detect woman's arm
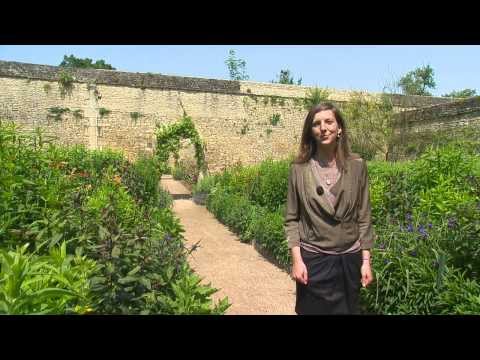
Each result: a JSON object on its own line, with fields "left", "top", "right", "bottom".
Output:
{"left": 285, "top": 165, "right": 301, "bottom": 249}
{"left": 358, "top": 161, "right": 374, "bottom": 287}
{"left": 285, "top": 165, "right": 308, "bottom": 284}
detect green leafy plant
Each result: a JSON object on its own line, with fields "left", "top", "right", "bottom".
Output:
{"left": 398, "top": 64, "right": 436, "bottom": 96}
{"left": 43, "top": 84, "right": 52, "bottom": 94}
{"left": 270, "top": 113, "right": 281, "bottom": 126}
{"left": 273, "top": 69, "right": 302, "bottom": 85}
{"left": 0, "top": 121, "right": 228, "bottom": 315}
{"left": 442, "top": 88, "right": 477, "bottom": 98}
{"left": 340, "top": 92, "right": 396, "bottom": 160}
{"left": 303, "top": 87, "right": 330, "bottom": 110}
{"left": 172, "top": 158, "right": 199, "bottom": 185}
{"left": 130, "top": 112, "right": 143, "bottom": 124}
{"left": 47, "top": 107, "right": 70, "bottom": 122}
{"left": 98, "top": 108, "right": 111, "bottom": 118}
{"left": 225, "top": 49, "right": 249, "bottom": 81}
{"left": 155, "top": 115, "right": 207, "bottom": 177}
{"left": 0, "top": 242, "right": 98, "bottom": 315}
{"left": 58, "top": 70, "right": 75, "bottom": 97}
{"left": 72, "top": 109, "right": 83, "bottom": 120}
{"left": 59, "top": 54, "right": 116, "bottom": 70}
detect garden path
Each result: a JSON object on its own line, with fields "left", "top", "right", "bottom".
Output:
{"left": 160, "top": 175, "right": 296, "bottom": 315}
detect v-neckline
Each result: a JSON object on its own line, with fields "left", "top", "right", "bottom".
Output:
{"left": 309, "top": 159, "right": 344, "bottom": 212}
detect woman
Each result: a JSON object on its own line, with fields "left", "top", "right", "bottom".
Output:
{"left": 285, "top": 103, "right": 375, "bottom": 315}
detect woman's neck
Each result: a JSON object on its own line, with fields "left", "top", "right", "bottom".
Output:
{"left": 313, "top": 146, "right": 336, "bottom": 164}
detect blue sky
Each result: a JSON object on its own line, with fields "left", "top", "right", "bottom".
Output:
{"left": 0, "top": 45, "right": 479, "bottom": 97}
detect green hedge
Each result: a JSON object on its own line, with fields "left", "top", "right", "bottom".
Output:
{"left": 0, "top": 121, "right": 229, "bottom": 314}
{"left": 197, "top": 139, "right": 480, "bottom": 314}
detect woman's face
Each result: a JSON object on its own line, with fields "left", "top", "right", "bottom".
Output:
{"left": 311, "top": 110, "right": 342, "bottom": 146}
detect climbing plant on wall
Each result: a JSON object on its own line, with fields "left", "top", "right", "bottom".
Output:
{"left": 155, "top": 115, "right": 207, "bottom": 177}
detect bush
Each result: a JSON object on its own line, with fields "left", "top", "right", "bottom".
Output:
{"left": 361, "top": 221, "right": 480, "bottom": 315}
{"left": 201, "top": 142, "right": 480, "bottom": 314}
{"left": 121, "top": 155, "right": 161, "bottom": 207}
{"left": 0, "top": 120, "right": 229, "bottom": 314}
{"left": 0, "top": 242, "right": 97, "bottom": 314}
{"left": 172, "top": 158, "right": 198, "bottom": 185}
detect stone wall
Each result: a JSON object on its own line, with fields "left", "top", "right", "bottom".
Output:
{"left": 390, "top": 97, "right": 480, "bottom": 160}
{"left": 0, "top": 59, "right": 456, "bottom": 171}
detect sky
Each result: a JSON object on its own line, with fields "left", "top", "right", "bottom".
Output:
{"left": 0, "top": 45, "right": 479, "bottom": 97}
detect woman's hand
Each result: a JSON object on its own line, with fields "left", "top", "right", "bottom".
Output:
{"left": 361, "top": 260, "right": 374, "bottom": 288}
{"left": 292, "top": 260, "right": 308, "bottom": 285}
{"left": 291, "top": 246, "right": 308, "bottom": 285}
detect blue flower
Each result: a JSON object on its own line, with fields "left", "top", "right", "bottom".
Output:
{"left": 406, "top": 213, "right": 413, "bottom": 221}
{"left": 448, "top": 218, "right": 457, "bottom": 229}
{"left": 418, "top": 225, "right": 428, "bottom": 238}
{"left": 428, "top": 223, "right": 433, "bottom": 229}
{"left": 409, "top": 250, "right": 417, "bottom": 257}
{"left": 407, "top": 223, "right": 414, "bottom": 232}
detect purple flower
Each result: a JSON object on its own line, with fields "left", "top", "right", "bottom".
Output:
{"left": 448, "top": 218, "right": 457, "bottom": 229}
{"left": 164, "top": 234, "right": 172, "bottom": 241}
{"left": 379, "top": 243, "right": 386, "bottom": 250}
{"left": 409, "top": 250, "right": 417, "bottom": 257}
{"left": 407, "top": 223, "right": 414, "bottom": 232}
{"left": 406, "top": 213, "right": 413, "bottom": 221}
{"left": 428, "top": 223, "right": 433, "bottom": 229}
{"left": 418, "top": 225, "right": 428, "bottom": 238}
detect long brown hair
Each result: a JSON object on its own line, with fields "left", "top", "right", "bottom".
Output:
{"left": 293, "top": 103, "right": 357, "bottom": 172}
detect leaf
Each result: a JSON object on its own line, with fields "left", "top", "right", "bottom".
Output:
{"left": 49, "top": 233, "right": 63, "bottom": 248}
{"left": 118, "top": 276, "right": 138, "bottom": 285}
{"left": 139, "top": 277, "right": 151, "bottom": 290}
{"left": 111, "top": 246, "right": 121, "bottom": 258}
{"left": 32, "top": 288, "right": 77, "bottom": 299}
{"left": 21, "top": 179, "right": 36, "bottom": 186}
{"left": 127, "top": 266, "right": 141, "bottom": 276}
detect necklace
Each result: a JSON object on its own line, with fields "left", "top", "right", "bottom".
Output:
{"left": 313, "top": 159, "right": 338, "bottom": 187}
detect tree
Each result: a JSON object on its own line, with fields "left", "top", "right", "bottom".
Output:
{"left": 398, "top": 65, "right": 436, "bottom": 96}
{"left": 442, "top": 88, "right": 477, "bottom": 98}
{"left": 59, "top": 55, "right": 116, "bottom": 70}
{"left": 303, "top": 87, "right": 330, "bottom": 110}
{"left": 274, "top": 69, "right": 302, "bottom": 85}
{"left": 225, "top": 50, "right": 249, "bottom": 81}
{"left": 341, "top": 92, "right": 396, "bottom": 161}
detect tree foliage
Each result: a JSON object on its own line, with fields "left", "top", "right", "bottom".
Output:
{"left": 274, "top": 69, "right": 302, "bottom": 85}
{"left": 442, "top": 88, "right": 477, "bottom": 98}
{"left": 225, "top": 50, "right": 249, "bottom": 81}
{"left": 59, "top": 55, "right": 116, "bottom": 70}
{"left": 303, "top": 87, "right": 330, "bottom": 110}
{"left": 398, "top": 65, "right": 436, "bottom": 96}
{"left": 340, "top": 92, "right": 396, "bottom": 161}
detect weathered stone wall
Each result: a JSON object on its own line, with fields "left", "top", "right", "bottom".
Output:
{"left": 0, "top": 59, "right": 457, "bottom": 171}
{"left": 390, "top": 97, "right": 480, "bottom": 160}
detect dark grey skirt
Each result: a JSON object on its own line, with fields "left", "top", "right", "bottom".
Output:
{"left": 295, "top": 247, "right": 362, "bottom": 315}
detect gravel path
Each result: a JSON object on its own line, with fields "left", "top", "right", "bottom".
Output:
{"left": 160, "top": 176, "right": 296, "bottom": 315}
